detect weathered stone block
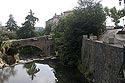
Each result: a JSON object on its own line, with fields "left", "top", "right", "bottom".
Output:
{"left": 83, "top": 35, "right": 88, "bottom": 39}
{"left": 90, "top": 36, "right": 97, "bottom": 40}
{"left": 108, "top": 37, "right": 114, "bottom": 44}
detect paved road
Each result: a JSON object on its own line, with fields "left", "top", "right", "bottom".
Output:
{"left": 99, "top": 29, "right": 119, "bottom": 43}
{"left": 99, "top": 29, "right": 125, "bottom": 48}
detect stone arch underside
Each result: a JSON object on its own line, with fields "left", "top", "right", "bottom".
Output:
{"left": 17, "top": 44, "right": 46, "bottom": 55}
{"left": 17, "top": 45, "right": 46, "bottom": 56}
{"left": 11, "top": 39, "right": 48, "bottom": 56}
{"left": 17, "top": 43, "right": 47, "bottom": 56}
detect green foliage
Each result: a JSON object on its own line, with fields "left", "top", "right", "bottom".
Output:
{"left": 16, "top": 9, "right": 38, "bottom": 39}
{"left": 14, "top": 53, "right": 20, "bottom": 62}
{"left": 19, "top": 46, "right": 43, "bottom": 59}
{"left": 44, "top": 23, "right": 52, "bottom": 35}
{"left": 0, "top": 34, "right": 9, "bottom": 41}
{"left": 23, "top": 62, "right": 40, "bottom": 80}
{"left": 6, "top": 14, "right": 18, "bottom": 31}
{"left": 104, "top": 7, "right": 125, "bottom": 26}
{"left": 74, "top": 2, "right": 106, "bottom": 37}
{"left": 53, "top": 0, "right": 106, "bottom": 67}
{"left": 0, "top": 30, "right": 10, "bottom": 41}
{"left": 35, "top": 27, "right": 45, "bottom": 36}
{"left": 35, "top": 30, "right": 45, "bottom": 36}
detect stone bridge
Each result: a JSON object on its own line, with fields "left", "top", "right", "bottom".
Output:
{"left": 3, "top": 36, "right": 53, "bottom": 56}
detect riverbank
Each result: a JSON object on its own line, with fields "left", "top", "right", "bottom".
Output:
{"left": 0, "top": 56, "right": 54, "bottom": 68}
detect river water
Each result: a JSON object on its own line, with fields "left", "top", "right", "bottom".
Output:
{"left": 0, "top": 60, "right": 88, "bottom": 83}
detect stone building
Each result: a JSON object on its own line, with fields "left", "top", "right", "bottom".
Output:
{"left": 63, "top": 10, "right": 73, "bottom": 17}
{"left": 45, "top": 13, "right": 63, "bottom": 31}
{"left": 45, "top": 10, "right": 73, "bottom": 31}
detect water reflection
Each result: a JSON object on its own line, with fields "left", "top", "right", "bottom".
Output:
{"left": 0, "top": 67, "right": 16, "bottom": 83}
{"left": 0, "top": 60, "right": 88, "bottom": 83}
{"left": 23, "top": 62, "right": 40, "bottom": 80}
{"left": 36, "top": 60, "right": 88, "bottom": 83}
{"left": 54, "top": 63, "right": 87, "bottom": 83}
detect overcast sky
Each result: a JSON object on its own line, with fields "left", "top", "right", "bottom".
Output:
{"left": 0, "top": 0, "right": 123, "bottom": 27}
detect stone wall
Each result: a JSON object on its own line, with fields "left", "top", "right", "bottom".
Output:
{"left": 81, "top": 37, "right": 124, "bottom": 83}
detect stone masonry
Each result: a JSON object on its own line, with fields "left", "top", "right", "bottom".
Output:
{"left": 3, "top": 36, "right": 52, "bottom": 56}
{"left": 81, "top": 37, "right": 124, "bottom": 83}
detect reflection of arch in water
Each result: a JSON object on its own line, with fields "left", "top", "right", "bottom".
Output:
{"left": 18, "top": 45, "right": 45, "bottom": 57}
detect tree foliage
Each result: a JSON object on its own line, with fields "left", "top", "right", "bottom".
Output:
{"left": 17, "top": 9, "right": 38, "bottom": 39}
{"left": 104, "top": 7, "right": 125, "bottom": 26}
{"left": 53, "top": 0, "right": 106, "bottom": 67}
{"left": 44, "top": 23, "right": 52, "bottom": 35}
{"left": 6, "top": 14, "right": 18, "bottom": 31}
{"left": 0, "top": 31, "right": 9, "bottom": 41}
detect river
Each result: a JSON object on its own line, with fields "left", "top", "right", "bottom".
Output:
{"left": 0, "top": 59, "right": 88, "bottom": 83}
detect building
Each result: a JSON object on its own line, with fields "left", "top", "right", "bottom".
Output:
{"left": 63, "top": 10, "right": 73, "bottom": 17}
{"left": 45, "top": 10, "right": 73, "bottom": 31}
{"left": 45, "top": 13, "right": 63, "bottom": 31}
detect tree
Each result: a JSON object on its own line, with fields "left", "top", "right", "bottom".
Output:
{"left": 6, "top": 14, "right": 18, "bottom": 31}
{"left": 53, "top": 0, "right": 106, "bottom": 67}
{"left": 75, "top": 1, "right": 106, "bottom": 38}
{"left": 44, "top": 23, "right": 52, "bottom": 35}
{"left": 104, "top": 7, "right": 125, "bottom": 26}
{"left": 35, "top": 27, "right": 44, "bottom": 36}
{"left": 17, "top": 9, "right": 39, "bottom": 39}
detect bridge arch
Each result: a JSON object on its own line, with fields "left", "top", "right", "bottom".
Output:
{"left": 18, "top": 45, "right": 45, "bottom": 57}
{"left": 3, "top": 36, "right": 52, "bottom": 56}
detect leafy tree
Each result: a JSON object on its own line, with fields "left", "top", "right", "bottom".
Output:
{"left": 54, "top": 0, "right": 106, "bottom": 67}
{"left": 0, "top": 27, "right": 10, "bottom": 42}
{"left": 104, "top": 7, "right": 125, "bottom": 26}
{"left": 17, "top": 9, "right": 39, "bottom": 39}
{"left": 35, "top": 27, "right": 45, "bottom": 36}
{"left": 44, "top": 23, "right": 52, "bottom": 35}
{"left": 6, "top": 14, "right": 18, "bottom": 31}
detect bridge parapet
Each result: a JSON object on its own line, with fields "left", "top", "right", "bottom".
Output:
{"left": 2, "top": 36, "right": 52, "bottom": 56}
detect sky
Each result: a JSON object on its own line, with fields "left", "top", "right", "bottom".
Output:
{"left": 0, "top": 0, "right": 124, "bottom": 27}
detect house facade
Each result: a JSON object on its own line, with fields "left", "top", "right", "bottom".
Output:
{"left": 45, "top": 10, "right": 73, "bottom": 31}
